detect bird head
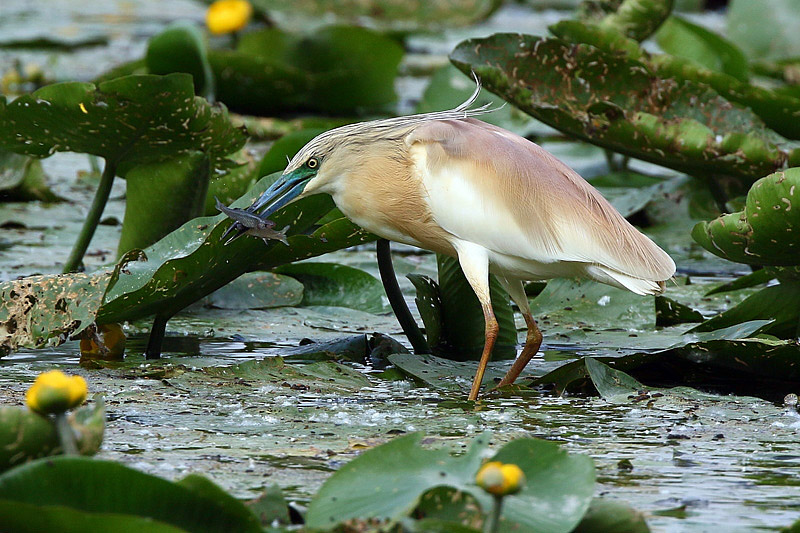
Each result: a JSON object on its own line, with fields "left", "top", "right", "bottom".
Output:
{"left": 232, "top": 72, "right": 496, "bottom": 229}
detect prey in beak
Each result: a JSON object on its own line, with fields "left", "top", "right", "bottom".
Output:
{"left": 216, "top": 198, "right": 289, "bottom": 246}
{"left": 217, "top": 166, "right": 313, "bottom": 245}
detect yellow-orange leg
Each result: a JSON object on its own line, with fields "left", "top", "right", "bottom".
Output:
{"left": 495, "top": 277, "right": 543, "bottom": 388}
{"left": 497, "top": 311, "right": 542, "bottom": 388}
{"left": 468, "top": 303, "right": 499, "bottom": 401}
{"left": 453, "top": 240, "right": 495, "bottom": 401}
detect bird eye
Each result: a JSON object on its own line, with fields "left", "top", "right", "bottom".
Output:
{"left": 306, "top": 157, "right": 319, "bottom": 169}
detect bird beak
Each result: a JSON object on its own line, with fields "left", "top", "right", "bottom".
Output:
{"left": 249, "top": 171, "right": 308, "bottom": 218}
{"left": 220, "top": 171, "right": 309, "bottom": 244}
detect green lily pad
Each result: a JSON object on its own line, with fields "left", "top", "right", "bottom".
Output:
{"left": 146, "top": 23, "right": 214, "bottom": 100}
{"left": 117, "top": 151, "right": 211, "bottom": 256}
{"left": 204, "top": 356, "right": 371, "bottom": 391}
{"left": 692, "top": 168, "right": 800, "bottom": 266}
{"left": 656, "top": 15, "right": 749, "bottom": 81}
{"left": 204, "top": 272, "right": 303, "bottom": 310}
{"left": 691, "top": 283, "right": 800, "bottom": 339}
{"left": 251, "top": 0, "right": 500, "bottom": 31}
{"left": 655, "top": 296, "right": 704, "bottom": 327}
{"left": 306, "top": 432, "right": 596, "bottom": 533}
{"left": 450, "top": 34, "right": 787, "bottom": 183}
{"left": 0, "top": 500, "right": 187, "bottom": 533}
{"left": 275, "top": 262, "right": 387, "bottom": 313}
{"left": 212, "top": 26, "right": 403, "bottom": 115}
{"left": 97, "top": 173, "right": 374, "bottom": 326}
{"left": 579, "top": 0, "right": 674, "bottom": 42}
{"left": 0, "top": 456, "right": 262, "bottom": 533}
{"left": 573, "top": 498, "right": 650, "bottom": 533}
{"left": 0, "top": 252, "right": 135, "bottom": 355}
{"left": 0, "top": 73, "right": 245, "bottom": 177}
{"left": 388, "top": 352, "right": 539, "bottom": 393}
{"left": 0, "top": 150, "right": 58, "bottom": 202}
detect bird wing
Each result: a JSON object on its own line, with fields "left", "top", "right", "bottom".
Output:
{"left": 405, "top": 119, "right": 675, "bottom": 283}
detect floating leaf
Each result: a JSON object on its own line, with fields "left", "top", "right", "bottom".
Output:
{"left": 211, "top": 26, "right": 403, "bottom": 115}
{"left": 204, "top": 272, "right": 303, "bottom": 310}
{"left": 146, "top": 22, "right": 214, "bottom": 100}
{"left": 450, "top": 34, "right": 787, "bottom": 183}
{"left": 580, "top": 0, "right": 674, "bottom": 42}
{"left": 97, "top": 173, "right": 374, "bottom": 325}
{"left": 655, "top": 296, "right": 704, "bottom": 327}
{"left": 573, "top": 498, "right": 650, "bottom": 533}
{"left": 692, "top": 169, "right": 800, "bottom": 266}
{"left": 691, "top": 283, "right": 800, "bottom": 339}
{"left": 0, "top": 252, "right": 134, "bottom": 355}
{"left": 205, "top": 356, "right": 371, "bottom": 391}
{"left": 0, "top": 73, "right": 245, "bottom": 176}
{"left": 0, "top": 456, "right": 262, "bottom": 533}
{"left": 0, "top": 500, "right": 186, "bottom": 533}
{"left": 656, "top": 16, "right": 749, "bottom": 81}
{"left": 0, "top": 150, "right": 57, "bottom": 202}
{"left": 251, "top": 0, "right": 500, "bottom": 32}
{"left": 275, "top": 262, "right": 387, "bottom": 313}
{"left": 306, "top": 432, "right": 595, "bottom": 533}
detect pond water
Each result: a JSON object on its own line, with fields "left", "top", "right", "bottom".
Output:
{"left": 1, "top": 1, "right": 799, "bottom": 531}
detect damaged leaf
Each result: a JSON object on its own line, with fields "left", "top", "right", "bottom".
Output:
{"left": 450, "top": 34, "right": 787, "bottom": 184}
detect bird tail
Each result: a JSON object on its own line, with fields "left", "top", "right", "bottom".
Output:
{"left": 585, "top": 265, "right": 666, "bottom": 296}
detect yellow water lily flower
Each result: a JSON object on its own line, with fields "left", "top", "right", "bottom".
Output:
{"left": 206, "top": 0, "right": 253, "bottom": 35}
{"left": 475, "top": 461, "right": 526, "bottom": 496}
{"left": 25, "top": 370, "right": 88, "bottom": 415}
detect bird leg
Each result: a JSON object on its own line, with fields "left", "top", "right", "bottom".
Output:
{"left": 469, "top": 304, "right": 499, "bottom": 401}
{"left": 496, "top": 311, "right": 542, "bottom": 388}
{"left": 494, "top": 278, "right": 543, "bottom": 389}
{"left": 452, "top": 241, "right": 495, "bottom": 401}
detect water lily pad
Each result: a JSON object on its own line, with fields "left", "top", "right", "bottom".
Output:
{"left": 204, "top": 272, "right": 303, "bottom": 310}
{"left": 97, "top": 173, "right": 374, "bottom": 326}
{"left": 205, "top": 356, "right": 371, "bottom": 391}
{"left": 0, "top": 456, "right": 262, "bottom": 533}
{"left": 0, "top": 252, "right": 135, "bottom": 355}
{"left": 692, "top": 169, "right": 800, "bottom": 266}
{"left": 275, "top": 262, "right": 387, "bottom": 313}
{"left": 306, "top": 432, "right": 596, "bottom": 533}
{"left": 656, "top": 15, "right": 749, "bottom": 81}
{"left": 0, "top": 73, "right": 245, "bottom": 177}
{"left": 450, "top": 34, "right": 787, "bottom": 183}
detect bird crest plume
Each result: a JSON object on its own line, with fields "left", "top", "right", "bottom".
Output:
{"left": 286, "top": 73, "right": 501, "bottom": 171}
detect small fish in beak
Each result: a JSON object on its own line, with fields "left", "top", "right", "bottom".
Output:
{"left": 215, "top": 198, "right": 289, "bottom": 246}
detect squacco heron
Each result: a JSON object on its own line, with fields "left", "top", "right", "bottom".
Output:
{"left": 223, "top": 84, "right": 676, "bottom": 400}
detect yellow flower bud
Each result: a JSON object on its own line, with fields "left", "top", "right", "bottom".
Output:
{"left": 25, "top": 371, "right": 88, "bottom": 415}
{"left": 206, "top": 0, "right": 253, "bottom": 35}
{"left": 476, "top": 461, "right": 526, "bottom": 496}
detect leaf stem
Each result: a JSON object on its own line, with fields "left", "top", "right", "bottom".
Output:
{"left": 376, "top": 239, "right": 429, "bottom": 354}
{"left": 145, "top": 313, "right": 169, "bottom": 359}
{"left": 483, "top": 495, "right": 504, "bottom": 533}
{"left": 54, "top": 413, "right": 78, "bottom": 455}
{"left": 63, "top": 159, "right": 117, "bottom": 273}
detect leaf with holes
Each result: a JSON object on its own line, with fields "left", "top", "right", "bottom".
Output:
{"left": 451, "top": 35, "right": 787, "bottom": 184}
